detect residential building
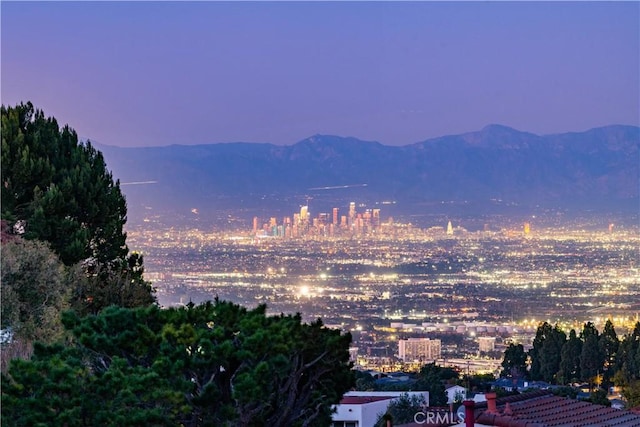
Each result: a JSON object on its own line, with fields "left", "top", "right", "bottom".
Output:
{"left": 332, "top": 391, "right": 429, "bottom": 427}
{"left": 398, "top": 338, "right": 441, "bottom": 362}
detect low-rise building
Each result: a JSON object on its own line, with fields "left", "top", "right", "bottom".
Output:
{"left": 332, "top": 391, "right": 429, "bottom": 427}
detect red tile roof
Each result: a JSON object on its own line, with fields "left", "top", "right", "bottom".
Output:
{"left": 339, "top": 396, "right": 394, "bottom": 405}
{"left": 473, "top": 390, "right": 640, "bottom": 427}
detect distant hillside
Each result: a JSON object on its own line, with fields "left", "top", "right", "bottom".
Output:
{"left": 96, "top": 125, "right": 639, "bottom": 225}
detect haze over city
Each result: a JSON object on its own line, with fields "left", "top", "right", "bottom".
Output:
{"left": 2, "top": 2, "right": 640, "bottom": 424}
{"left": 2, "top": 1, "right": 639, "bottom": 147}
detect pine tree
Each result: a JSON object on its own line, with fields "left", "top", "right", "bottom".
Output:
{"left": 1, "top": 102, "right": 154, "bottom": 314}
{"left": 580, "top": 322, "right": 605, "bottom": 384}
{"left": 615, "top": 322, "right": 640, "bottom": 385}
{"left": 599, "top": 319, "right": 619, "bottom": 384}
{"left": 2, "top": 300, "right": 354, "bottom": 426}
{"left": 558, "top": 329, "right": 582, "bottom": 385}
{"left": 2, "top": 103, "right": 128, "bottom": 265}
{"left": 529, "top": 321, "right": 552, "bottom": 380}
{"left": 501, "top": 343, "right": 528, "bottom": 380}
{"left": 539, "top": 324, "right": 566, "bottom": 383}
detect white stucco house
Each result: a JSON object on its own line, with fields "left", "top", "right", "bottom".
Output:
{"left": 332, "top": 391, "right": 430, "bottom": 427}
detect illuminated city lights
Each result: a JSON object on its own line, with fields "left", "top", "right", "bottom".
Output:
{"left": 129, "top": 210, "right": 639, "bottom": 373}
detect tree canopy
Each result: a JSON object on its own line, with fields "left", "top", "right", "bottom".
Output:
{"left": 2, "top": 102, "right": 127, "bottom": 265}
{"left": 558, "top": 329, "right": 582, "bottom": 385}
{"left": 580, "top": 322, "right": 605, "bottom": 383}
{"left": 501, "top": 321, "right": 640, "bottom": 408}
{"left": 375, "top": 393, "right": 427, "bottom": 427}
{"left": 2, "top": 300, "right": 354, "bottom": 426}
{"left": 414, "top": 362, "right": 456, "bottom": 406}
{"left": 1, "top": 102, "right": 154, "bottom": 316}
{"left": 500, "top": 343, "right": 528, "bottom": 380}
{"left": 0, "top": 238, "right": 69, "bottom": 343}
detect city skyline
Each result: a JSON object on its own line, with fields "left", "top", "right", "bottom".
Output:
{"left": 127, "top": 212, "right": 640, "bottom": 375}
{"left": 2, "top": 2, "right": 638, "bottom": 148}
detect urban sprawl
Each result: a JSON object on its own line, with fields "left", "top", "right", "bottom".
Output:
{"left": 129, "top": 203, "right": 639, "bottom": 375}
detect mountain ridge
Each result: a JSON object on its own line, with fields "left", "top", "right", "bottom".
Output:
{"left": 94, "top": 124, "right": 639, "bottom": 224}
{"left": 93, "top": 124, "right": 636, "bottom": 149}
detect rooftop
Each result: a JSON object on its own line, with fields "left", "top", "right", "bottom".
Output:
{"left": 338, "top": 396, "right": 394, "bottom": 405}
{"left": 474, "top": 390, "right": 640, "bottom": 427}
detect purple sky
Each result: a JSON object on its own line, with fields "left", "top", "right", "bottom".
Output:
{"left": 2, "top": 1, "right": 638, "bottom": 147}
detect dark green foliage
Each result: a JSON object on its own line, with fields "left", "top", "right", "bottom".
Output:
{"left": 529, "top": 322, "right": 559, "bottom": 381}
{"left": 354, "top": 370, "right": 376, "bottom": 391}
{"left": 2, "top": 342, "right": 182, "bottom": 426}
{"left": 436, "top": 366, "right": 460, "bottom": 382}
{"left": 558, "top": 330, "right": 582, "bottom": 385}
{"left": 500, "top": 321, "right": 640, "bottom": 408}
{"left": 616, "top": 322, "right": 640, "bottom": 385}
{"left": 580, "top": 322, "right": 605, "bottom": 383}
{"left": 587, "top": 389, "right": 611, "bottom": 407}
{"left": 1, "top": 102, "right": 154, "bottom": 314}
{"left": 600, "top": 320, "right": 619, "bottom": 383}
{"left": 414, "top": 362, "right": 454, "bottom": 406}
{"left": 539, "top": 324, "right": 566, "bottom": 383}
{"left": 0, "top": 239, "right": 68, "bottom": 343}
{"left": 581, "top": 322, "right": 599, "bottom": 340}
{"left": 622, "top": 380, "right": 640, "bottom": 408}
{"left": 67, "top": 252, "right": 155, "bottom": 316}
{"left": 615, "top": 322, "right": 640, "bottom": 407}
{"left": 552, "top": 386, "right": 578, "bottom": 399}
{"left": 2, "top": 300, "right": 354, "bottom": 426}
{"left": 531, "top": 322, "right": 591, "bottom": 384}
{"left": 2, "top": 102, "right": 127, "bottom": 265}
{"left": 465, "top": 373, "right": 495, "bottom": 393}
{"left": 500, "top": 343, "right": 528, "bottom": 380}
{"left": 375, "top": 393, "right": 426, "bottom": 427}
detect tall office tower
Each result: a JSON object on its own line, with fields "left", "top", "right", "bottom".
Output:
{"left": 293, "top": 213, "right": 300, "bottom": 226}
{"left": 269, "top": 217, "right": 277, "bottom": 228}
{"left": 363, "top": 210, "right": 372, "bottom": 230}
{"left": 341, "top": 215, "right": 347, "bottom": 227}
{"left": 333, "top": 207, "right": 339, "bottom": 225}
{"left": 356, "top": 215, "right": 364, "bottom": 235}
{"left": 300, "top": 205, "right": 309, "bottom": 221}
{"left": 524, "top": 222, "right": 531, "bottom": 235}
{"left": 318, "top": 212, "right": 329, "bottom": 225}
{"left": 446, "top": 221, "right": 454, "bottom": 235}
{"left": 349, "top": 202, "right": 356, "bottom": 226}
{"left": 372, "top": 209, "right": 381, "bottom": 229}
{"left": 253, "top": 216, "right": 259, "bottom": 233}
{"left": 398, "top": 338, "right": 442, "bottom": 363}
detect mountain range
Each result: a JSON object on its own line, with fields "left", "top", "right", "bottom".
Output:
{"left": 96, "top": 124, "right": 639, "bottom": 226}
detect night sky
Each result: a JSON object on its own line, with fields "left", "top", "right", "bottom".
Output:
{"left": 2, "top": 1, "right": 638, "bottom": 147}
